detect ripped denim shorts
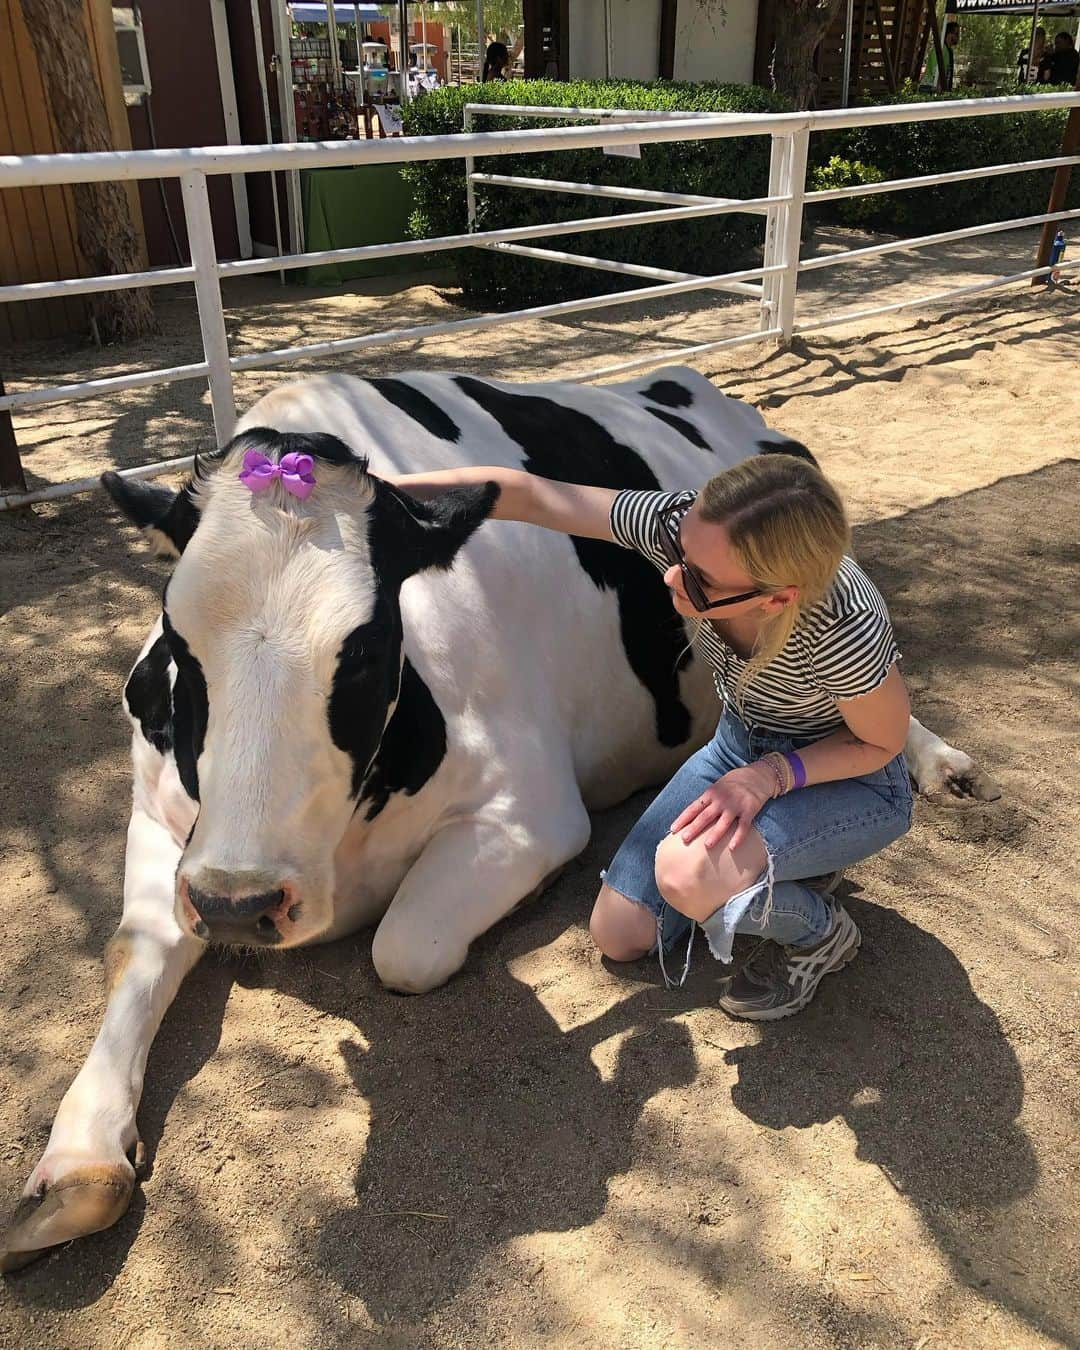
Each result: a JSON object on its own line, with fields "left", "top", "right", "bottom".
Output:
{"left": 601, "top": 706, "right": 913, "bottom": 985}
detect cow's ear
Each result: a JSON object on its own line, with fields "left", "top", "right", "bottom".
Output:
{"left": 377, "top": 480, "right": 500, "bottom": 578}
{"left": 101, "top": 472, "right": 200, "bottom": 558}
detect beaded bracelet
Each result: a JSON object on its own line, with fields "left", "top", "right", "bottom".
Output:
{"left": 759, "top": 750, "right": 808, "bottom": 797}
{"left": 759, "top": 752, "right": 793, "bottom": 798}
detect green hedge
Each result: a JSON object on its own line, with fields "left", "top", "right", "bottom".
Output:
{"left": 401, "top": 80, "right": 790, "bottom": 309}
{"left": 810, "top": 86, "right": 1080, "bottom": 235}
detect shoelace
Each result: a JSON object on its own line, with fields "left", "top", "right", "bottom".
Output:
{"left": 734, "top": 938, "right": 787, "bottom": 987}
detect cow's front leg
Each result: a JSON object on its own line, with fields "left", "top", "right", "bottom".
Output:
{"left": 904, "top": 714, "right": 1002, "bottom": 802}
{"left": 1, "top": 809, "right": 202, "bottom": 1272}
{"left": 372, "top": 802, "right": 591, "bottom": 995}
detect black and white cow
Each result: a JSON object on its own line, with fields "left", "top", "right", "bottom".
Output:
{"left": 0, "top": 367, "right": 997, "bottom": 1271}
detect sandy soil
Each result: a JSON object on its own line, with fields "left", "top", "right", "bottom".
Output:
{"left": 0, "top": 227, "right": 1078, "bottom": 1349}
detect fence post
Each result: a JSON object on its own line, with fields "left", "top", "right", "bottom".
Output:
{"left": 759, "top": 133, "right": 788, "bottom": 334}
{"left": 775, "top": 126, "right": 810, "bottom": 347}
{"left": 0, "top": 380, "right": 27, "bottom": 499}
{"left": 464, "top": 105, "right": 477, "bottom": 231}
{"left": 180, "top": 170, "right": 237, "bottom": 446}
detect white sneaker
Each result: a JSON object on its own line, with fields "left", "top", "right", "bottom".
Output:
{"left": 717, "top": 901, "right": 861, "bottom": 1021}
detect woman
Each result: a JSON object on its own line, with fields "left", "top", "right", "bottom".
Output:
{"left": 481, "top": 40, "right": 510, "bottom": 83}
{"left": 394, "top": 453, "right": 913, "bottom": 1021}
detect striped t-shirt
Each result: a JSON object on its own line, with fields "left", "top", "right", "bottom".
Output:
{"left": 610, "top": 488, "right": 901, "bottom": 739}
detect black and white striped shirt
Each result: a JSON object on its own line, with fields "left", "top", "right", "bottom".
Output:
{"left": 610, "top": 488, "right": 901, "bottom": 739}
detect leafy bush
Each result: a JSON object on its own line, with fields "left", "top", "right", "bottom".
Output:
{"left": 809, "top": 156, "right": 888, "bottom": 228}
{"left": 401, "top": 80, "right": 791, "bottom": 309}
{"left": 811, "top": 86, "right": 1080, "bottom": 236}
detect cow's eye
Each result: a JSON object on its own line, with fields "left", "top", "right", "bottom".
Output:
{"left": 335, "top": 636, "right": 378, "bottom": 681}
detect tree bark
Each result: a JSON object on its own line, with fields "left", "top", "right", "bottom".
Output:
{"left": 18, "top": 0, "right": 157, "bottom": 342}
{"left": 770, "top": 0, "right": 847, "bottom": 110}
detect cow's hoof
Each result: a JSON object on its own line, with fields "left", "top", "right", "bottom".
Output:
{"left": 0, "top": 1163, "right": 134, "bottom": 1274}
{"left": 913, "top": 746, "right": 1003, "bottom": 806}
{"left": 946, "top": 765, "right": 1002, "bottom": 803}
{"left": 926, "top": 763, "right": 1003, "bottom": 805}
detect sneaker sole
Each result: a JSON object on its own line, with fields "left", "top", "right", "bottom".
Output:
{"left": 722, "top": 921, "right": 861, "bottom": 1023}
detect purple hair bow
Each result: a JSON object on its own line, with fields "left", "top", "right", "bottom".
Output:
{"left": 239, "top": 449, "right": 317, "bottom": 500}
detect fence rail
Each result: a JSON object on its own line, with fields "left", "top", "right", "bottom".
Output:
{"left": 1, "top": 90, "right": 1078, "bottom": 509}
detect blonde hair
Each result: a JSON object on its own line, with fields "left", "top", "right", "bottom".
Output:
{"left": 696, "top": 453, "right": 850, "bottom": 706}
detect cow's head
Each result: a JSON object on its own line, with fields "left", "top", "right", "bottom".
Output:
{"left": 103, "top": 429, "right": 497, "bottom": 949}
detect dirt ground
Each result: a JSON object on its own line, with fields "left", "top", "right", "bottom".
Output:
{"left": 0, "top": 227, "right": 1078, "bottom": 1349}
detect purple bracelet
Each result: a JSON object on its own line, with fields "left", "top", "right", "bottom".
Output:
{"left": 783, "top": 751, "right": 807, "bottom": 790}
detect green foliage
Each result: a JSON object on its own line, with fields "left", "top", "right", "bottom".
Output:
{"left": 400, "top": 80, "right": 791, "bottom": 309}
{"left": 809, "top": 157, "right": 887, "bottom": 228}
{"left": 954, "top": 16, "right": 1034, "bottom": 89}
{"left": 811, "top": 87, "right": 1080, "bottom": 235}
{"left": 415, "top": 1, "right": 523, "bottom": 41}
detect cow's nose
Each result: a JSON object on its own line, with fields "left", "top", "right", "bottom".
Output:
{"left": 186, "top": 883, "right": 287, "bottom": 946}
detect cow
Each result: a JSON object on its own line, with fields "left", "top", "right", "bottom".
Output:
{"left": 0, "top": 367, "right": 998, "bottom": 1272}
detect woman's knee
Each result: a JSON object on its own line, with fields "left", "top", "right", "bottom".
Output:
{"left": 654, "top": 834, "right": 719, "bottom": 915}
{"left": 589, "top": 884, "right": 655, "bottom": 962}
{"left": 654, "top": 830, "right": 766, "bottom": 922}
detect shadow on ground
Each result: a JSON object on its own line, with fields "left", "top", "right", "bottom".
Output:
{"left": 294, "top": 869, "right": 1038, "bottom": 1331}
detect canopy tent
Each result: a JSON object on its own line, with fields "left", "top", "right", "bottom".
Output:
{"left": 289, "top": 4, "right": 383, "bottom": 22}
{"left": 945, "top": 0, "right": 1079, "bottom": 13}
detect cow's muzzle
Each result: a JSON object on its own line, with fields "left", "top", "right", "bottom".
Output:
{"left": 183, "top": 879, "right": 298, "bottom": 947}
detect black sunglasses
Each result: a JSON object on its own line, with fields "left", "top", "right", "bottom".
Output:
{"left": 656, "top": 503, "right": 762, "bottom": 613}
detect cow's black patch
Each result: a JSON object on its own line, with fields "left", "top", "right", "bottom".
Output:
{"left": 124, "top": 633, "right": 174, "bottom": 755}
{"left": 757, "top": 437, "right": 818, "bottom": 467}
{"left": 641, "top": 379, "right": 694, "bottom": 409}
{"left": 162, "top": 611, "right": 208, "bottom": 802}
{"left": 329, "top": 593, "right": 404, "bottom": 800}
{"left": 367, "top": 378, "right": 461, "bottom": 443}
{"left": 327, "top": 479, "right": 490, "bottom": 805}
{"left": 360, "top": 658, "right": 447, "bottom": 821}
{"left": 646, "top": 407, "right": 711, "bottom": 451}
{"left": 454, "top": 376, "right": 694, "bottom": 747}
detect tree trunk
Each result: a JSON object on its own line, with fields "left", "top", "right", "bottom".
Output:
{"left": 771, "top": 0, "right": 847, "bottom": 110}
{"left": 18, "top": 0, "right": 157, "bottom": 342}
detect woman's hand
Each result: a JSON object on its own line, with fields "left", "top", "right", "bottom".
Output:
{"left": 669, "top": 763, "right": 777, "bottom": 850}
{"left": 388, "top": 468, "right": 618, "bottom": 542}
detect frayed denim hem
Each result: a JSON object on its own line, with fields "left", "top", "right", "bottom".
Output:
{"left": 657, "top": 917, "right": 698, "bottom": 989}
{"left": 599, "top": 869, "right": 666, "bottom": 959}
{"left": 699, "top": 851, "right": 777, "bottom": 967}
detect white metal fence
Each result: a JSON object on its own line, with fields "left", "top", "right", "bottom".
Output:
{"left": 1, "top": 90, "right": 1078, "bottom": 509}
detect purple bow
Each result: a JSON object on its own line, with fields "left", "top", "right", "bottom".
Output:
{"left": 239, "top": 449, "right": 317, "bottom": 500}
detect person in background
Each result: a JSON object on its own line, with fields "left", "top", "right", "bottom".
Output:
{"left": 1018, "top": 25, "right": 1046, "bottom": 85}
{"left": 1040, "top": 32, "right": 1079, "bottom": 86}
{"left": 481, "top": 40, "right": 510, "bottom": 82}
{"left": 921, "top": 21, "right": 959, "bottom": 93}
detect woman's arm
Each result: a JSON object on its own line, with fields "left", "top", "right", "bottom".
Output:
{"left": 794, "top": 664, "right": 911, "bottom": 783}
{"left": 671, "top": 666, "right": 911, "bottom": 848}
{"left": 390, "top": 466, "right": 618, "bottom": 542}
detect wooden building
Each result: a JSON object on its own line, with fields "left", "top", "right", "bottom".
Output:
{"left": 812, "top": 0, "right": 940, "bottom": 107}
{"left": 0, "top": 0, "right": 142, "bottom": 343}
